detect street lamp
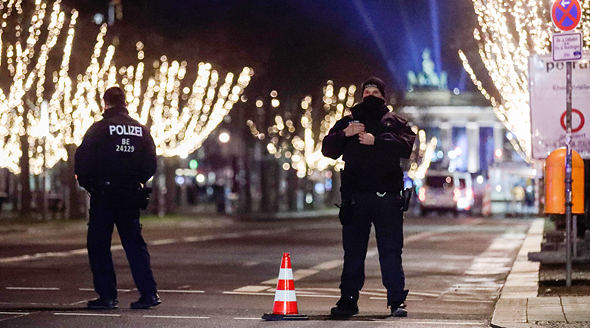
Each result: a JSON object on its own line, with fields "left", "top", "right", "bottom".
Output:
{"left": 219, "top": 132, "right": 230, "bottom": 143}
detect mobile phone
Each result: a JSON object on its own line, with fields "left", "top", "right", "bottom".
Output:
{"left": 349, "top": 120, "right": 360, "bottom": 125}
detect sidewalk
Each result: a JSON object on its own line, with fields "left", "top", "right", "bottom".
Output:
{"left": 491, "top": 218, "right": 590, "bottom": 327}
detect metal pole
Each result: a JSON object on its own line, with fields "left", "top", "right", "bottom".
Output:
{"left": 565, "top": 61, "right": 573, "bottom": 287}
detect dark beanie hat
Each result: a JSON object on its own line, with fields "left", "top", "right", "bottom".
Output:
{"left": 362, "top": 77, "right": 385, "bottom": 96}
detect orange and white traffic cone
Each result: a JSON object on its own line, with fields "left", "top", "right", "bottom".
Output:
{"left": 262, "top": 253, "right": 307, "bottom": 321}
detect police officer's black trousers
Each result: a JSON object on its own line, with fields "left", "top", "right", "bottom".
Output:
{"left": 87, "top": 196, "right": 157, "bottom": 300}
{"left": 339, "top": 192, "right": 407, "bottom": 307}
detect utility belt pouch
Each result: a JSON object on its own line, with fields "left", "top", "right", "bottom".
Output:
{"left": 336, "top": 193, "right": 355, "bottom": 225}
{"left": 401, "top": 188, "right": 412, "bottom": 212}
{"left": 138, "top": 187, "right": 153, "bottom": 210}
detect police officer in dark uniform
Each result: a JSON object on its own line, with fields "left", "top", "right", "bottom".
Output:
{"left": 322, "top": 77, "right": 416, "bottom": 317}
{"left": 75, "top": 86, "right": 160, "bottom": 309}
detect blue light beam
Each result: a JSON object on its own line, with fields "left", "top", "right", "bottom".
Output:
{"left": 428, "top": 0, "right": 443, "bottom": 75}
{"left": 352, "top": 0, "right": 404, "bottom": 88}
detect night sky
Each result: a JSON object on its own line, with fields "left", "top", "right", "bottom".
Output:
{"left": 66, "top": 0, "right": 480, "bottom": 98}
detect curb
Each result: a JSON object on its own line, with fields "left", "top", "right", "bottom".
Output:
{"left": 490, "top": 218, "right": 544, "bottom": 328}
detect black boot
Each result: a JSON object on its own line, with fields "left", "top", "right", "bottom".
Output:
{"left": 130, "top": 294, "right": 161, "bottom": 309}
{"left": 87, "top": 298, "right": 118, "bottom": 309}
{"left": 330, "top": 295, "right": 359, "bottom": 317}
{"left": 390, "top": 302, "right": 407, "bottom": 317}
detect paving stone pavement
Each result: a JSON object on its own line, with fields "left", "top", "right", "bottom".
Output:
{"left": 491, "top": 219, "right": 590, "bottom": 328}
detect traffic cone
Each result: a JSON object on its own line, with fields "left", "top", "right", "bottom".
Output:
{"left": 262, "top": 253, "right": 308, "bottom": 321}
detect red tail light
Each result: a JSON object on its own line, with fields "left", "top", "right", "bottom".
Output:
{"left": 453, "top": 188, "right": 460, "bottom": 202}
{"left": 418, "top": 187, "right": 426, "bottom": 202}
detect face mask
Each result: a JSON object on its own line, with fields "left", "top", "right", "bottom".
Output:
{"left": 362, "top": 95, "right": 385, "bottom": 108}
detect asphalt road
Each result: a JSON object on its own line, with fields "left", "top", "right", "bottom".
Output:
{"left": 0, "top": 214, "right": 534, "bottom": 327}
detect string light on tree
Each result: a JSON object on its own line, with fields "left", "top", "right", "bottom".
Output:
{"left": 457, "top": 0, "right": 586, "bottom": 162}
{"left": 117, "top": 56, "right": 253, "bottom": 159}
{"left": 247, "top": 81, "right": 357, "bottom": 178}
{"left": 0, "top": 0, "right": 112, "bottom": 174}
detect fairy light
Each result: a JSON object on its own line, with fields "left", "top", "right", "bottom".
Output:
{"left": 117, "top": 55, "right": 253, "bottom": 159}
{"left": 1, "top": 0, "right": 250, "bottom": 175}
{"left": 247, "top": 81, "right": 357, "bottom": 178}
{"left": 407, "top": 129, "right": 437, "bottom": 180}
{"left": 458, "top": 0, "right": 578, "bottom": 162}
{"left": 0, "top": 0, "right": 104, "bottom": 174}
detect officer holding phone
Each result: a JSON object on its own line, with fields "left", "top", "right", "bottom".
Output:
{"left": 322, "top": 77, "right": 416, "bottom": 317}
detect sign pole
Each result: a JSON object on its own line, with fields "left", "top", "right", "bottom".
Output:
{"left": 550, "top": 0, "right": 582, "bottom": 288}
{"left": 565, "top": 61, "right": 573, "bottom": 287}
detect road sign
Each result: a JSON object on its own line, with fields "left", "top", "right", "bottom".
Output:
{"left": 551, "top": 0, "right": 582, "bottom": 31}
{"left": 553, "top": 32, "right": 582, "bottom": 61}
{"left": 560, "top": 108, "right": 585, "bottom": 132}
{"left": 528, "top": 54, "right": 590, "bottom": 159}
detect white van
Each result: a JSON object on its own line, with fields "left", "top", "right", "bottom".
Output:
{"left": 417, "top": 170, "right": 473, "bottom": 216}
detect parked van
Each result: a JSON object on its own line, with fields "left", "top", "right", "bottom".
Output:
{"left": 417, "top": 170, "right": 473, "bottom": 216}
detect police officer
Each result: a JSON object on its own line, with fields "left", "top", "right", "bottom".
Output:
{"left": 322, "top": 77, "right": 416, "bottom": 317}
{"left": 75, "top": 86, "right": 160, "bottom": 309}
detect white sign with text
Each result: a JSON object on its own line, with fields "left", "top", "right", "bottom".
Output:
{"left": 529, "top": 53, "right": 590, "bottom": 159}
{"left": 552, "top": 32, "right": 582, "bottom": 61}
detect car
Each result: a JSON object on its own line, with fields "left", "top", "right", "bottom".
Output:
{"left": 417, "top": 170, "right": 473, "bottom": 216}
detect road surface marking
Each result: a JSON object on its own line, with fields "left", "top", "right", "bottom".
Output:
{"left": 223, "top": 291, "right": 276, "bottom": 296}
{"left": 6, "top": 287, "right": 59, "bottom": 291}
{"left": 144, "top": 315, "right": 209, "bottom": 319}
{"left": 54, "top": 312, "right": 120, "bottom": 317}
{"left": 370, "top": 296, "right": 423, "bottom": 301}
{"left": 79, "top": 288, "right": 132, "bottom": 292}
{"left": 311, "top": 259, "right": 342, "bottom": 270}
{"left": 222, "top": 290, "right": 339, "bottom": 298}
{"left": 409, "top": 291, "right": 441, "bottom": 297}
{"left": 157, "top": 289, "right": 205, "bottom": 293}
{"left": 0, "top": 312, "right": 30, "bottom": 315}
{"left": 233, "top": 285, "right": 269, "bottom": 292}
{"left": 0, "top": 228, "right": 289, "bottom": 263}
{"left": 234, "top": 317, "right": 262, "bottom": 320}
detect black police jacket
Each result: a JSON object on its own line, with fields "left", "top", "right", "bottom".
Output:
{"left": 75, "top": 106, "right": 157, "bottom": 191}
{"left": 321, "top": 99, "right": 416, "bottom": 194}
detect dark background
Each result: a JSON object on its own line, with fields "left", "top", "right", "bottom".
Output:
{"left": 64, "top": 0, "right": 480, "bottom": 98}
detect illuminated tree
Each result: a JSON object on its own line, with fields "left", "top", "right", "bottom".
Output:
{"left": 457, "top": 0, "right": 590, "bottom": 161}
{"left": 110, "top": 49, "right": 253, "bottom": 214}
{"left": 247, "top": 81, "right": 355, "bottom": 177}
{"left": 0, "top": 0, "right": 253, "bottom": 217}
{"left": 245, "top": 81, "right": 357, "bottom": 210}
{"left": 0, "top": 0, "right": 115, "bottom": 217}
{"left": 116, "top": 50, "right": 253, "bottom": 159}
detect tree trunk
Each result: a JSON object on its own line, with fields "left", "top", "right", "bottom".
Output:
{"left": 65, "top": 144, "right": 83, "bottom": 219}
{"left": 164, "top": 156, "right": 178, "bottom": 214}
{"left": 19, "top": 135, "right": 32, "bottom": 219}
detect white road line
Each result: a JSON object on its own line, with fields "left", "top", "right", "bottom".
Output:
{"left": 6, "top": 287, "right": 59, "bottom": 291}
{"left": 79, "top": 288, "right": 132, "bottom": 292}
{"left": 0, "top": 312, "right": 30, "bottom": 315}
{"left": 311, "top": 259, "right": 342, "bottom": 270}
{"left": 233, "top": 286, "right": 269, "bottom": 293}
{"left": 143, "top": 315, "right": 209, "bottom": 319}
{"left": 370, "top": 296, "right": 423, "bottom": 301}
{"left": 0, "top": 228, "right": 287, "bottom": 263}
{"left": 234, "top": 317, "right": 262, "bottom": 320}
{"left": 409, "top": 291, "right": 441, "bottom": 297}
{"left": 296, "top": 294, "right": 339, "bottom": 298}
{"left": 54, "top": 313, "right": 120, "bottom": 317}
{"left": 157, "top": 289, "right": 204, "bottom": 293}
{"left": 223, "top": 291, "right": 276, "bottom": 296}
